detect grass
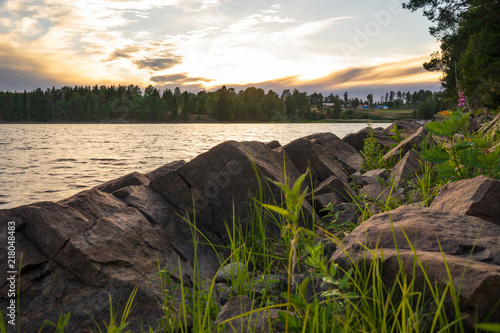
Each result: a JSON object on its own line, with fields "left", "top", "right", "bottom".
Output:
{"left": 4, "top": 110, "right": 500, "bottom": 332}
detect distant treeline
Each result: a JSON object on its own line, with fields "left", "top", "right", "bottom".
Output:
{"left": 0, "top": 85, "right": 443, "bottom": 122}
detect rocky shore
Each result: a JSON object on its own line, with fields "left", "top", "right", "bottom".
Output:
{"left": 1, "top": 120, "right": 499, "bottom": 332}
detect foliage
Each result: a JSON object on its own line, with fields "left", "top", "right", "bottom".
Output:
{"left": 477, "top": 323, "right": 500, "bottom": 332}
{"left": 85, "top": 286, "right": 138, "bottom": 333}
{"left": 417, "top": 92, "right": 444, "bottom": 119}
{"left": 0, "top": 309, "right": 6, "bottom": 333}
{"left": 43, "top": 311, "right": 71, "bottom": 333}
{"left": 422, "top": 111, "right": 500, "bottom": 180}
{"left": 261, "top": 169, "right": 319, "bottom": 331}
{"left": 0, "top": 85, "right": 445, "bottom": 123}
{"left": 403, "top": 0, "right": 500, "bottom": 109}
{"left": 154, "top": 266, "right": 182, "bottom": 332}
{"left": 360, "top": 124, "right": 387, "bottom": 172}
{"left": 320, "top": 202, "right": 357, "bottom": 238}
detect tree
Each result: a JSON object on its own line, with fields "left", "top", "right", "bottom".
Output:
{"left": 284, "top": 94, "right": 296, "bottom": 120}
{"left": 332, "top": 98, "right": 342, "bottom": 119}
{"left": 217, "top": 86, "right": 231, "bottom": 120}
{"left": 366, "top": 93, "right": 374, "bottom": 107}
{"left": 343, "top": 92, "right": 349, "bottom": 106}
{"left": 403, "top": 0, "right": 500, "bottom": 108}
{"left": 281, "top": 89, "right": 291, "bottom": 101}
{"left": 351, "top": 98, "right": 360, "bottom": 109}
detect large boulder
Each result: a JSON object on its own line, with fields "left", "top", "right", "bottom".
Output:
{"left": 284, "top": 133, "right": 362, "bottom": 185}
{"left": 342, "top": 127, "right": 395, "bottom": 152}
{"left": 382, "top": 126, "right": 428, "bottom": 161}
{"left": 0, "top": 190, "right": 174, "bottom": 331}
{"left": 430, "top": 176, "right": 500, "bottom": 226}
{"left": 330, "top": 206, "right": 500, "bottom": 329}
{"left": 283, "top": 138, "right": 348, "bottom": 184}
{"left": 304, "top": 133, "right": 363, "bottom": 174}
{"left": 150, "top": 140, "right": 317, "bottom": 240}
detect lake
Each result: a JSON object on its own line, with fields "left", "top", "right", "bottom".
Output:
{"left": 0, "top": 123, "right": 389, "bottom": 208}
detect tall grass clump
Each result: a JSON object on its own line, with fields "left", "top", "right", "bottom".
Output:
{"left": 360, "top": 124, "right": 387, "bottom": 172}
{"left": 84, "top": 286, "right": 138, "bottom": 333}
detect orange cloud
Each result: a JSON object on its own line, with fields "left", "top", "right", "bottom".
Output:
{"left": 218, "top": 56, "right": 441, "bottom": 96}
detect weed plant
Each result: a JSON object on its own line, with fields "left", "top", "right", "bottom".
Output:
{"left": 422, "top": 111, "right": 500, "bottom": 180}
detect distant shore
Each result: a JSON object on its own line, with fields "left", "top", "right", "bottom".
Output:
{"left": 0, "top": 118, "right": 411, "bottom": 125}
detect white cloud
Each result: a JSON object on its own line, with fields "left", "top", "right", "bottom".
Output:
{"left": 201, "top": 0, "right": 219, "bottom": 10}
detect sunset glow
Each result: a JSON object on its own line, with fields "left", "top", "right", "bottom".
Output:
{"left": 0, "top": 0, "right": 441, "bottom": 95}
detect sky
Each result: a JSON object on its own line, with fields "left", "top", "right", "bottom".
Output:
{"left": 0, "top": 0, "right": 442, "bottom": 98}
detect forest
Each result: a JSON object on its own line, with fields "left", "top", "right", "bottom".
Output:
{"left": 0, "top": 85, "right": 442, "bottom": 123}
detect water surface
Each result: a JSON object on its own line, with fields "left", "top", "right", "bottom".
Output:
{"left": 0, "top": 123, "right": 389, "bottom": 208}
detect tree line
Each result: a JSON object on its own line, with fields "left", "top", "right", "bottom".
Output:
{"left": 0, "top": 84, "right": 442, "bottom": 122}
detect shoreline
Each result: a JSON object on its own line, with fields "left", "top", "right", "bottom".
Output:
{"left": 0, "top": 118, "right": 414, "bottom": 125}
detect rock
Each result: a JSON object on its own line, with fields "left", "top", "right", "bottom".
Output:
{"left": 266, "top": 140, "right": 281, "bottom": 149}
{"left": 383, "top": 126, "right": 428, "bottom": 161}
{"left": 313, "top": 193, "right": 344, "bottom": 212}
{"left": 355, "top": 169, "right": 390, "bottom": 186}
{"left": 430, "top": 176, "right": 500, "bottom": 226}
{"left": 150, "top": 140, "right": 316, "bottom": 242}
{"left": 95, "top": 171, "right": 149, "bottom": 193}
{"left": 284, "top": 138, "right": 348, "bottom": 184}
{"left": 383, "top": 121, "right": 421, "bottom": 138}
{"left": 330, "top": 206, "right": 500, "bottom": 329}
{"left": 390, "top": 150, "right": 422, "bottom": 186}
{"left": 145, "top": 160, "right": 186, "bottom": 180}
{"left": 468, "top": 115, "right": 485, "bottom": 132}
{"left": 342, "top": 127, "right": 395, "bottom": 152}
{"left": 111, "top": 184, "right": 216, "bottom": 279}
{"left": 332, "top": 202, "right": 358, "bottom": 224}
{"left": 360, "top": 184, "right": 393, "bottom": 201}
{"left": 0, "top": 191, "right": 170, "bottom": 331}
{"left": 308, "top": 176, "right": 355, "bottom": 202}
{"left": 304, "top": 133, "right": 363, "bottom": 173}
{"left": 215, "top": 295, "right": 270, "bottom": 332}
{"left": 0, "top": 135, "right": 330, "bottom": 332}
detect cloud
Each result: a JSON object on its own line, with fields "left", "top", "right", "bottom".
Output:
{"left": 223, "top": 9, "right": 295, "bottom": 32}
{"left": 0, "top": 42, "right": 68, "bottom": 91}
{"left": 107, "top": 45, "right": 142, "bottom": 60}
{"left": 201, "top": 0, "right": 219, "bottom": 10}
{"left": 133, "top": 57, "right": 183, "bottom": 71}
{"left": 223, "top": 57, "right": 441, "bottom": 97}
{"left": 151, "top": 73, "right": 214, "bottom": 84}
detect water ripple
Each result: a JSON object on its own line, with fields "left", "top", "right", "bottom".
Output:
{"left": 0, "top": 123, "right": 386, "bottom": 208}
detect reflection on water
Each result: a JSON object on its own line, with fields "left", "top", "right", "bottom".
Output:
{"left": 0, "top": 123, "right": 389, "bottom": 208}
